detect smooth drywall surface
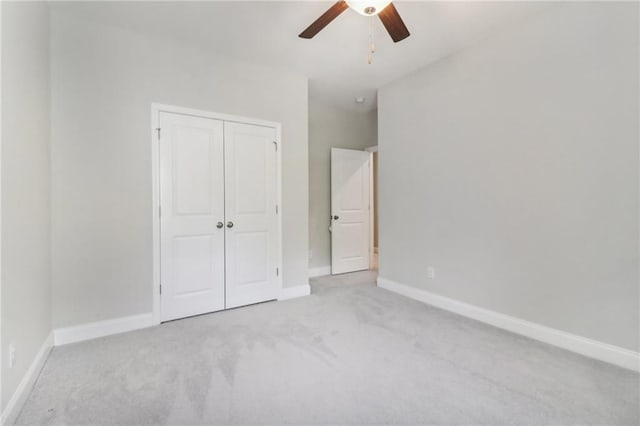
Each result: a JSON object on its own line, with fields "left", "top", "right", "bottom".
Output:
{"left": 1, "top": 1, "right": 51, "bottom": 411}
{"left": 378, "top": 2, "right": 639, "bottom": 351}
{"left": 308, "top": 99, "right": 377, "bottom": 270}
{"left": 50, "top": 10, "right": 308, "bottom": 329}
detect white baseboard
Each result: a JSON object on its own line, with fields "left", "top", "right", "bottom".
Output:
{"left": 377, "top": 277, "right": 640, "bottom": 372}
{"left": 1, "top": 332, "right": 54, "bottom": 426}
{"left": 309, "top": 266, "right": 331, "bottom": 278}
{"left": 278, "top": 284, "right": 311, "bottom": 301}
{"left": 54, "top": 313, "right": 153, "bottom": 346}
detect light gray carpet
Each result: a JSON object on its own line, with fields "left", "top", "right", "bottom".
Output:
{"left": 17, "top": 271, "right": 639, "bottom": 425}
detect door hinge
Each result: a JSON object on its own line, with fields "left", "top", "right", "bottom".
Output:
{"left": 275, "top": 204, "right": 278, "bottom": 214}
{"left": 160, "top": 284, "right": 162, "bottom": 295}
{"left": 156, "top": 128, "right": 161, "bottom": 140}
{"left": 159, "top": 205, "right": 161, "bottom": 217}
{"left": 276, "top": 267, "right": 279, "bottom": 277}
{"left": 273, "top": 141, "right": 278, "bottom": 152}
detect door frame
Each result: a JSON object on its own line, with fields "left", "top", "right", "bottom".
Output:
{"left": 364, "top": 146, "right": 378, "bottom": 269}
{"left": 150, "top": 103, "right": 283, "bottom": 326}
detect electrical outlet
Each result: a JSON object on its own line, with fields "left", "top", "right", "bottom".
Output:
{"left": 427, "top": 266, "right": 435, "bottom": 280}
{"left": 9, "top": 343, "right": 16, "bottom": 369}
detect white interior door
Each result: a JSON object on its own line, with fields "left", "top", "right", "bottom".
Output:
{"left": 224, "top": 121, "right": 279, "bottom": 308}
{"left": 160, "top": 112, "right": 225, "bottom": 322}
{"left": 331, "top": 148, "right": 371, "bottom": 274}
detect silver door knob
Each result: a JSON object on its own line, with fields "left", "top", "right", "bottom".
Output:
{"left": 226, "top": 221, "right": 234, "bottom": 228}
{"left": 216, "top": 222, "right": 223, "bottom": 229}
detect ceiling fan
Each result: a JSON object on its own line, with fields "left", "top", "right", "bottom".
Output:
{"left": 299, "top": 1, "right": 410, "bottom": 43}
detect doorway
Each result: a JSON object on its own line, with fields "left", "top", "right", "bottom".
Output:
{"left": 329, "top": 146, "right": 378, "bottom": 275}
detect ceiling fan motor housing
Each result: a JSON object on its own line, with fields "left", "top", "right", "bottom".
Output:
{"left": 347, "top": 1, "right": 392, "bottom": 16}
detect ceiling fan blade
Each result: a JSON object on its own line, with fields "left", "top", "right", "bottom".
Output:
{"left": 299, "top": 1, "right": 349, "bottom": 39}
{"left": 378, "top": 2, "right": 410, "bottom": 43}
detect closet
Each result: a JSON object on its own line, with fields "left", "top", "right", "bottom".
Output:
{"left": 158, "top": 110, "right": 280, "bottom": 322}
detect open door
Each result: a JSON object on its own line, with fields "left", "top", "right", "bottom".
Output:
{"left": 331, "top": 148, "right": 371, "bottom": 274}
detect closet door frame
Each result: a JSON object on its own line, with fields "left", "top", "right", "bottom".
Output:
{"left": 150, "top": 103, "right": 282, "bottom": 326}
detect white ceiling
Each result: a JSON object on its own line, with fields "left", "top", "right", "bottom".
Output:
{"left": 51, "top": 1, "right": 551, "bottom": 111}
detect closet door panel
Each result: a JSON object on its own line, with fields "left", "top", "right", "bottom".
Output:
{"left": 159, "top": 112, "right": 225, "bottom": 321}
{"left": 224, "top": 121, "right": 278, "bottom": 308}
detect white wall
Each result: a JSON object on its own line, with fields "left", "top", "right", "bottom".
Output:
{"left": 308, "top": 99, "right": 377, "bottom": 271}
{"left": 50, "top": 11, "right": 309, "bottom": 329}
{"left": 1, "top": 0, "right": 51, "bottom": 411}
{"left": 378, "top": 2, "right": 639, "bottom": 351}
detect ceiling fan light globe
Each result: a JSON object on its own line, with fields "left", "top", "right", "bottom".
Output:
{"left": 346, "top": 0, "right": 392, "bottom": 16}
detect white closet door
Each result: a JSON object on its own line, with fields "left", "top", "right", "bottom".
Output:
{"left": 331, "top": 148, "right": 371, "bottom": 274}
{"left": 224, "top": 121, "right": 279, "bottom": 308}
{"left": 160, "top": 112, "right": 225, "bottom": 322}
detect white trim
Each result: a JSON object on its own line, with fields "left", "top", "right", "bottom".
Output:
{"left": 151, "top": 105, "right": 161, "bottom": 326}
{"left": 0, "top": 2, "right": 3, "bottom": 418}
{"left": 377, "top": 277, "right": 640, "bottom": 372}
{"left": 278, "top": 284, "right": 311, "bottom": 301}
{"left": 151, "top": 103, "right": 283, "bottom": 325}
{"left": 309, "top": 266, "right": 331, "bottom": 278}
{"left": 0, "top": 332, "right": 53, "bottom": 426}
{"left": 152, "top": 103, "right": 283, "bottom": 129}
{"left": 275, "top": 122, "right": 284, "bottom": 301}
{"left": 368, "top": 151, "right": 374, "bottom": 269}
{"left": 54, "top": 314, "right": 153, "bottom": 346}
{"left": 364, "top": 145, "right": 378, "bottom": 153}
